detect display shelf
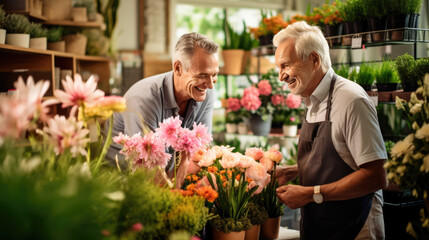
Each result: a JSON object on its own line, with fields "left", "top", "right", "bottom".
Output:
{"left": 5, "top": 10, "right": 47, "bottom": 21}
{"left": 0, "top": 43, "right": 111, "bottom": 96}
{"left": 43, "top": 20, "right": 103, "bottom": 28}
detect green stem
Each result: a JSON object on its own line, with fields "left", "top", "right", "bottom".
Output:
{"left": 94, "top": 115, "right": 113, "bottom": 175}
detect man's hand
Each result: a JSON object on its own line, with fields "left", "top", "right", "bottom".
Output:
{"left": 276, "top": 184, "right": 313, "bottom": 209}
{"left": 275, "top": 164, "right": 299, "bottom": 185}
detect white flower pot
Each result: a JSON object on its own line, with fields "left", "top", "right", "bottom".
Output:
{"left": 0, "top": 29, "right": 6, "bottom": 44}
{"left": 237, "top": 122, "right": 248, "bottom": 134}
{"left": 6, "top": 33, "right": 30, "bottom": 48}
{"left": 283, "top": 125, "right": 298, "bottom": 137}
{"left": 30, "top": 37, "right": 47, "bottom": 50}
{"left": 226, "top": 123, "right": 238, "bottom": 133}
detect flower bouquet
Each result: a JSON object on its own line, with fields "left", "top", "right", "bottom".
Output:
{"left": 249, "top": 11, "right": 288, "bottom": 46}
{"left": 385, "top": 74, "right": 429, "bottom": 237}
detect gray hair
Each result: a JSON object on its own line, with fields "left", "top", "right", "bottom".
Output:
{"left": 173, "top": 32, "right": 219, "bottom": 70}
{"left": 273, "top": 21, "right": 331, "bottom": 69}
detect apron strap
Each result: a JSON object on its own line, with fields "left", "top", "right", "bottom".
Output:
{"left": 325, "top": 74, "right": 338, "bottom": 121}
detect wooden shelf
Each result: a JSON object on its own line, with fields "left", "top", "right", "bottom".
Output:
{"left": 43, "top": 20, "right": 102, "bottom": 28}
{"left": 6, "top": 10, "right": 47, "bottom": 21}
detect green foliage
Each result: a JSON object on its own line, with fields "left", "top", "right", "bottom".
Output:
{"left": 209, "top": 216, "right": 251, "bottom": 233}
{"left": 246, "top": 202, "right": 268, "bottom": 225}
{"left": 0, "top": 5, "right": 6, "bottom": 29}
{"left": 4, "top": 13, "right": 30, "bottom": 34}
{"left": 47, "top": 27, "right": 63, "bottom": 42}
{"left": 349, "top": 67, "right": 358, "bottom": 82}
{"left": 408, "top": 0, "right": 422, "bottom": 14}
{"left": 96, "top": 0, "right": 120, "bottom": 38}
{"left": 337, "top": 0, "right": 364, "bottom": 22}
{"left": 226, "top": 111, "right": 240, "bottom": 124}
{"left": 356, "top": 63, "right": 375, "bottom": 86}
{"left": 257, "top": 165, "right": 283, "bottom": 218}
{"left": 82, "top": 29, "right": 109, "bottom": 56}
{"left": 117, "top": 170, "right": 208, "bottom": 239}
{"left": 375, "top": 60, "right": 400, "bottom": 84}
{"left": 223, "top": 16, "right": 240, "bottom": 50}
{"left": 415, "top": 58, "right": 429, "bottom": 83}
{"left": 28, "top": 22, "right": 48, "bottom": 38}
{"left": 387, "top": 0, "right": 410, "bottom": 15}
{"left": 361, "top": 0, "right": 388, "bottom": 18}
{"left": 239, "top": 21, "right": 258, "bottom": 50}
{"left": 335, "top": 64, "right": 350, "bottom": 79}
{"left": 395, "top": 53, "right": 418, "bottom": 85}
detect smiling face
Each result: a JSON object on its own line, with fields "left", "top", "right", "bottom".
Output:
{"left": 174, "top": 47, "right": 219, "bottom": 102}
{"left": 275, "top": 38, "right": 320, "bottom": 98}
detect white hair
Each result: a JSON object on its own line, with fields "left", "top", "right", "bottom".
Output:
{"left": 273, "top": 21, "right": 331, "bottom": 69}
{"left": 173, "top": 32, "right": 219, "bottom": 70}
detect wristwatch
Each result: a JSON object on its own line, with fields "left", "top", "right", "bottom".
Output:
{"left": 313, "top": 185, "right": 323, "bottom": 204}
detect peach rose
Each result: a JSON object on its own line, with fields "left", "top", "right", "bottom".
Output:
{"left": 198, "top": 148, "right": 217, "bottom": 167}
{"left": 247, "top": 180, "right": 263, "bottom": 195}
{"left": 192, "top": 148, "right": 207, "bottom": 162}
{"left": 246, "top": 163, "right": 270, "bottom": 187}
{"left": 260, "top": 156, "right": 274, "bottom": 171}
{"left": 237, "top": 155, "right": 257, "bottom": 169}
{"left": 219, "top": 152, "right": 240, "bottom": 169}
{"left": 245, "top": 147, "right": 264, "bottom": 161}
{"left": 212, "top": 145, "right": 234, "bottom": 159}
{"left": 265, "top": 149, "right": 283, "bottom": 164}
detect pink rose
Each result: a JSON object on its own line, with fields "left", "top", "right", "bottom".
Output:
{"left": 243, "top": 87, "right": 260, "bottom": 97}
{"left": 241, "top": 94, "right": 261, "bottom": 111}
{"left": 257, "top": 80, "right": 272, "bottom": 96}
{"left": 212, "top": 145, "right": 234, "bottom": 159}
{"left": 271, "top": 94, "right": 285, "bottom": 106}
{"left": 245, "top": 147, "right": 264, "bottom": 161}
{"left": 285, "top": 94, "right": 302, "bottom": 109}
{"left": 246, "top": 163, "right": 271, "bottom": 187}
{"left": 219, "top": 152, "right": 240, "bottom": 169}
{"left": 237, "top": 155, "right": 257, "bottom": 169}
{"left": 131, "top": 222, "right": 143, "bottom": 232}
{"left": 259, "top": 156, "right": 274, "bottom": 171}
{"left": 227, "top": 98, "right": 241, "bottom": 111}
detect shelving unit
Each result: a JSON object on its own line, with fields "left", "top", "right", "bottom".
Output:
{"left": 0, "top": 43, "right": 110, "bottom": 95}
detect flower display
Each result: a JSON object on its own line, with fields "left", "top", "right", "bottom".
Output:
{"left": 249, "top": 11, "right": 288, "bottom": 39}
{"left": 225, "top": 97, "right": 248, "bottom": 124}
{"left": 240, "top": 79, "right": 275, "bottom": 121}
{"left": 183, "top": 145, "right": 283, "bottom": 233}
{"left": 385, "top": 74, "right": 429, "bottom": 232}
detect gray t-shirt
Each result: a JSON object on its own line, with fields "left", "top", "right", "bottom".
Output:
{"left": 106, "top": 71, "right": 215, "bottom": 172}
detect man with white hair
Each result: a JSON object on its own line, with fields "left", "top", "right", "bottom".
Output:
{"left": 106, "top": 32, "right": 219, "bottom": 182}
{"left": 274, "top": 21, "right": 387, "bottom": 239}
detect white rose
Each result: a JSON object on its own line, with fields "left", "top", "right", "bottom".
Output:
{"left": 410, "top": 103, "right": 422, "bottom": 115}
{"left": 415, "top": 123, "right": 429, "bottom": 140}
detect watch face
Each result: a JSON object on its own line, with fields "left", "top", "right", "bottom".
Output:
{"left": 313, "top": 193, "right": 323, "bottom": 204}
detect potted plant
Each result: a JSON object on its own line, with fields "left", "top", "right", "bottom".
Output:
{"left": 356, "top": 62, "right": 375, "bottom": 91}
{"left": 0, "top": 5, "right": 6, "bottom": 44}
{"left": 226, "top": 111, "right": 239, "bottom": 134}
{"left": 362, "top": 0, "right": 388, "bottom": 42}
{"left": 317, "top": 1, "right": 344, "bottom": 46}
{"left": 28, "top": 22, "right": 48, "bottom": 50}
{"left": 47, "top": 27, "right": 65, "bottom": 52}
{"left": 395, "top": 53, "right": 419, "bottom": 92}
{"left": 335, "top": 64, "right": 350, "bottom": 78}
{"left": 4, "top": 13, "right": 31, "bottom": 48}
{"left": 375, "top": 60, "right": 400, "bottom": 91}
{"left": 244, "top": 202, "right": 268, "bottom": 240}
{"left": 249, "top": 11, "right": 287, "bottom": 46}
{"left": 407, "top": 0, "right": 422, "bottom": 28}
{"left": 239, "top": 21, "right": 258, "bottom": 74}
{"left": 222, "top": 14, "right": 245, "bottom": 75}
{"left": 282, "top": 93, "right": 302, "bottom": 137}
{"left": 72, "top": 0, "right": 89, "bottom": 22}
{"left": 386, "top": 0, "right": 410, "bottom": 41}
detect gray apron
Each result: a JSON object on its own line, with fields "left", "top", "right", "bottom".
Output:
{"left": 297, "top": 74, "right": 373, "bottom": 240}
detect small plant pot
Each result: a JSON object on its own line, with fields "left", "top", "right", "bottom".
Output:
{"left": 387, "top": 14, "right": 410, "bottom": 41}
{"left": 402, "top": 82, "right": 419, "bottom": 92}
{"left": 30, "top": 37, "right": 47, "bottom": 50}
{"left": 72, "top": 7, "right": 88, "bottom": 22}
{"left": 367, "top": 17, "right": 387, "bottom": 42}
{"left": 0, "top": 29, "right": 6, "bottom": 44}
{"left": 64, "top": 34, "right": 87, "bottom": 55}
{"left": 376, "top": 83, "right": 400, "bottom": 92}
{"left": 282, "top": 125, "right": 298, "bottom": 137}
{"left": 245, "top": 224, "right": 261, "bottom": 240}
{"left": 360, "top": 84, "right": 373, "bottom": 91}
{"left": 250, "top": 114, "right": 272, "bottom": 136}
{"left": 213, "top": 229, "right": 245, "bottom": 240}
{"left": 237, "top": 122, "right": 248, "bottom": 134}
{"left": 48, "top": 41, "right": 66, "bottom": 52}
{"left": 323, "top": 24, "right": 342, "bottom": 47}
{"left": 226, "top": 123, "right": 238, "bottom": 133}
{"left": 258, "top": 34, "right": 274, "bottom": 46}
{"left": 222, "top": 49, "right": 245, "bottom": 75}
{"left": 260, "top": 217, "right": 281, "bottom": 240}
{"left": 6, "top": 33, "right": 30, "bottom": 48}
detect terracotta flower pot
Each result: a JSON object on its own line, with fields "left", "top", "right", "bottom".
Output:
{"left": 241, "top": 50, "right": 251, "bottom": 74}
{"left": 213, "top": 229, "right": 245, "bottom": 240}
{"left": 72, "top": 7, "right": 88, "bottom": 22}
{"left": 222, "top": 49, "right": 244, "bottom": 75}
{"left": 237, "top": 122, "right": 248, "bottom": 134}
{"left": 260, "top": 216, "right": 281, "bottom": 240}
{"left": 64, "top": 34, "right": 87, "bottom": 55}
{"left": 245, "top": 224, "right": 261, "bottom": 240}
{"left": 48, "top": 41, "right": 66, "bottom": 52}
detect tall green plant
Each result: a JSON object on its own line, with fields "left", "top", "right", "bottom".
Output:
{"left": 96, "top": 0, "right": 120, "bottom": 38}
{"left": 335, "top": 64, "right": 350, "bottom": 78}
{"left": 0, "top": 5, "right": 6, "bottom": 29}
{"left": 375, "top": 60, "right": 400, "bottom": 84}
{"left": 408, "top": 0, "right": 422, "bottom": 14}
{"left": 47, "top": 27, "right": 63, "bottom": 43}
{"left": 356, "top": 63, "right": 375, "bottom": 86}
{"left": 4, "top": 14, "right": 30, "bottom": 34}
{"left": 361, "top": 0, "right": 388, "bottom": 18}
{"left": 338, "top": 0, "right": 362, "bottom": 22}
{"left": 28, "top": 22, "right": 48, "bottom": 38}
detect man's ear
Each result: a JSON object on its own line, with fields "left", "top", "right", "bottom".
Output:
{"left": 310, "top": 52, "right": 321, "bottom": 70}
{"left": 173, "top": 60, "right": 182, "bottom": 76}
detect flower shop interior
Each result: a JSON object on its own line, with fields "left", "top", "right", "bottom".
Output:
{"left": 0, "top": 0, "right": 429, "bottom": 239}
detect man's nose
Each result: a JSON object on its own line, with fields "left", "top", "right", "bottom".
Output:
{"left": 207, "top": 76, "right": 216, "bottom": 89}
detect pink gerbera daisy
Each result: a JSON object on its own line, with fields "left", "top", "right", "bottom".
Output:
{"left": 156, "top": 116, "right": 182, "bottom": 147}
{"left": 192, "top": 122, "right": 212, "bottom": 147}
{"left": 139, "top": 132, "right": 171, "bottom": 169}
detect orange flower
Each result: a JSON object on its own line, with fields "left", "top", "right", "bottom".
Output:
{"left": 192, "top": 174, "right": 200, "bottom": 182}
{"left": 208, "top": 166, "right": 218, "bottom": 173}
{"left": 196, "top": 186, "right": 218, "bottom": 203}
{"left": 235, "top": 174, "right": 241, "bottom": 182}
{"left": 187, "top": 183, "right": 196, "bottom": 192}
{"left": 178, "top": 189, "right": 194, "bottom": 197}
{"left": 186, "top": 175, "right": 192, "bottom": 181}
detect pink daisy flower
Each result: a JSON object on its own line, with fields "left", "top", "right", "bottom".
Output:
{"left": 139, "top": 132, "right": 171, "bottom": 169}
{"left": 156, "top": 116, "right": 182, "bottom": 147}
{"left": 173, "top": 128, "right": 199, "bottom": 154}
{"left": 54, "top": 74, "right": 104, "bottom": 114}
{"left": 192, "top": 122, "right": 212, "bottom": 147}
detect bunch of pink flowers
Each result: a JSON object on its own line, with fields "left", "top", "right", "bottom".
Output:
{"left": 113, "top": 116, "right": 212, "bottom": 171}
